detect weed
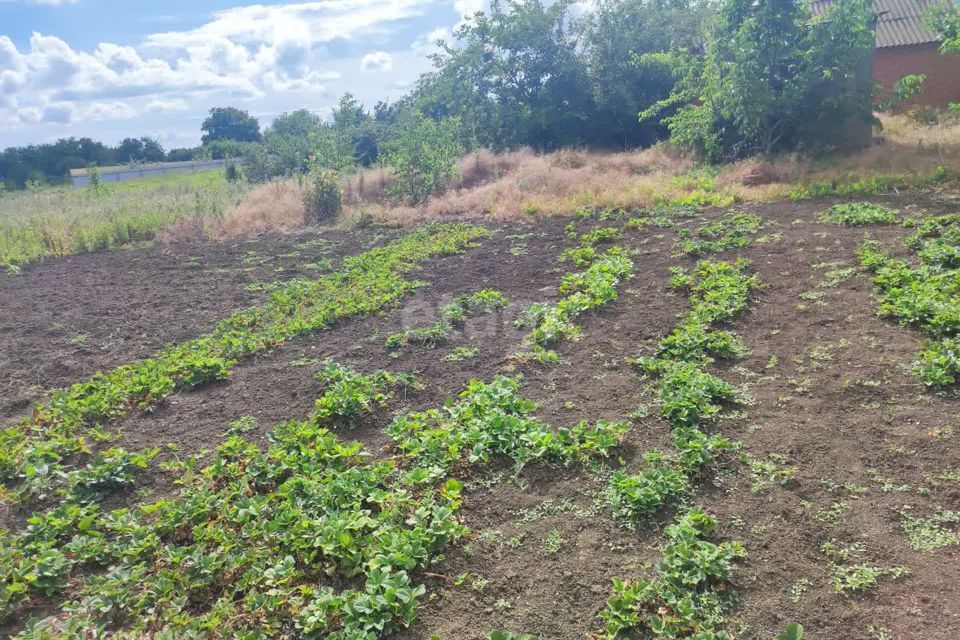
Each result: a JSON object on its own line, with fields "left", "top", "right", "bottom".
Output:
{"left": 899, "top": 509, "right": 960, "bottom": 552}
{"left": 788, "top": 578, "right": 812, "bottom": 603}
{"left": 543, "top": 529, "right": 566, "bottom": 555}
{"left": 830, "top": 563, "right": 909, "bottom": 593}
{"left": 821, "top": 541, "right": 908, "bottom": 593}
{"left": 226, "top": 415, "right": 257, "bottom": 435}
{"left": 444, "top": 346, "right": 479, "bottom": 361}
{"left": 814, "top": 501, "right": 850, "bottom": 524}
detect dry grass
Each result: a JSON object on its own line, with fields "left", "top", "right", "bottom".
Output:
{"left": 345, "top": 114, "right": 960, "bottom": 225}
{"left": 159, "top": 179, "right": 308, "bottom": 242}
{"left": 160, "top": 111, "right": 960, "bottom": 239}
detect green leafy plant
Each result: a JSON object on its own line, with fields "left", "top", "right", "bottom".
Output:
{"left": 597, "top": 509, "right": 745, "bottom": 639}
{"left": 820, "top": 202, "right": 899, "bottom": 226}
{"left": 858, "top": 225, "right": 960, "bottom": 387}
{"left": 386, "top": 289, "right": 508, "bottom": 350}
{"left": 775, "top": 623, "right": 805, "bottom": 640}
{"left": 525, "top": 247, "right": 634, "bottom": 347}
{"left": 0, "top": 368, "right": 621, "bottom": 636}
{"left": 676, "top": 212, "right": 762, "bottom": 255}
{"left": 899, "top": 509, "right": 960, "bottom": 552}
{"left": 0, "top": 224, "right": 489, "bottom": 514}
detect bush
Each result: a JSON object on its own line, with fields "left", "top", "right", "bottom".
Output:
{"left": 385, "top": 114, "right": 461, "bottom": 204}
{"left": 303, "top": 168, "right": 343, "bottom": 224}
{"left": 642, "top": 0, "right": 875, "bottom": 159}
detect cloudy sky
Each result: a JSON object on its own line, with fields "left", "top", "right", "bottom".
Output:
{"left": 0, "top": 0, "right": 482, "bottom": 149}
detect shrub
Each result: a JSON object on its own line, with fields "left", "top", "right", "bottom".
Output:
{"left": 303, "top": 167, "right": 343, "bottom": 224}
{"left": 385, "top": 114, "right": 462, "bottom": 204}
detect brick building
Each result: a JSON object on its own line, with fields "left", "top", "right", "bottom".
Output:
{"left": 814, "top": 0, "right": 960, "bottom": 108}
{"left": 873, "top": 0, "right": 959, "bottom": 107}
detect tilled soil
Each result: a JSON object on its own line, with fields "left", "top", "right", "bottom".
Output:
{"left": 3, "top": 193, "right": 960, "bottom": 639}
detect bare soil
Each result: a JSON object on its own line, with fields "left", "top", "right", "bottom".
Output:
{"left": 3, "top": 191, "right": 960, "bottom": 639}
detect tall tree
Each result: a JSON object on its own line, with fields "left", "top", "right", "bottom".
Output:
{"left": 200, "top": 107, "right": 262, "bottom": 144}
{"left": 641, "top": 0, "right": 875, "bottom": 159}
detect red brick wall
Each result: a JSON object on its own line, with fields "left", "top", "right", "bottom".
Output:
{"left": 874, "top": 43, "right": 960, "bottom": 108}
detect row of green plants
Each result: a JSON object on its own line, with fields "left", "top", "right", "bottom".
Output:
{"left": 515, "top": 226, "right": 635, "bottom": 363}
{"left": 0, "top": 224, "right": 490, "bottom": 510}
{"left": 3, "top": 367, "right": 624, "bottom": 637}
{"left": 598, "top": 257, "right": 761, "bottom": 638}
{"left": 789, "top": 166, "right": 953, "bottom": 201}
{"left": 819, "top": 202, "right": 899, "bottom": 226}
{"left": 675, "top": 212, "right": 762, "bottom": 255}
{"left": 386, "top": 289, "right": 508, "bottom": 349}
{"left": 858, "top": 214, "right": 960, "bottom": 386}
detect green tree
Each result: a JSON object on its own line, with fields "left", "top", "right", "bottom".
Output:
{"left": 928, "top": 0, "right": 960, "bottom": 55}
{"left": 642, "top": 0, "right": 875, "bottom": 159}
{"left": 384, "top": 114, "right": 462, "bottom": 204}
{"left": 581, "top": 0, "right": 710, "bottom": 148}
{"left": 267, "top": 109, "right": 323, "bottom": 139}
{"left": 116, "top": 137, "right": 165, "bottom": 164}
{"left": 415, "top": 0, "right": 593, "bottom": 150}
{"left": 201, "top": 107, "right": 262, "bottom": 144}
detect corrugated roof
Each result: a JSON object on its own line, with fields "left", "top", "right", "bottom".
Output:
{"left": 811, "top": 0, "right": 956, "bottom": 48}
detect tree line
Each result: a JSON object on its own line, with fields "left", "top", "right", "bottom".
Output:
{"left": 3, "top": 0, "right": 958, "bottom": 192}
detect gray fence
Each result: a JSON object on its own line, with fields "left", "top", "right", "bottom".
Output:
{"left": 71, "top": 159, "right": 227, "bottom": 187}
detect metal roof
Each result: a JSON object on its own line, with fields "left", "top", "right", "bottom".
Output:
{"left": 811, "top": 0, "right": 956, "bottom": 48}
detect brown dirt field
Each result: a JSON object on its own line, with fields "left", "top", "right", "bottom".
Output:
{"left": 3, "top": 191, "right": 960, "bottom": 640}
{"left": 0, "top": 229, "right": 385, "bottom": 420}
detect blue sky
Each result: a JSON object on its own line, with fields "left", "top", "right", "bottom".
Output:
{"left": 0, "top": 0, "right": 482, "bottom": 149}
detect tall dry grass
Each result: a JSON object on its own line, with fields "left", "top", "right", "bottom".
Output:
{"left": 160, "top": 179, "right": 308, "bottom": 243}
{"left": 162, "top": 112, "right": 960, "bottom": 240}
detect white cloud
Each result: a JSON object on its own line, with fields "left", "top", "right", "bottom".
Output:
{"left": 360, "top": 50, "right": 392, "bottom": 73}
{"left": 0, "top": 0, "right": 441, "bottom": 134}
{"left": 412, "top": 26, "right": 450, "bottom": 53}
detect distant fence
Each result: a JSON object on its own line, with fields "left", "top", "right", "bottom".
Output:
{"left": 70, "top": 159, "right": 227, "bottom": 188}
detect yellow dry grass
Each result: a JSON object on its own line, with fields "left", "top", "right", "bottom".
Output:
{"left": 341, "top": 113, "right": 960, "bottom": 226}
{"left": 162, "top": 111, "right": 960, "bottom": 239}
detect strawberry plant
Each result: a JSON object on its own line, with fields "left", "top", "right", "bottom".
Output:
{"left": 0, "top": 367, "right": 620, "bottom": 637}
{"left": 0, "top": 223, "right": 489, "bottom": 510}
{"left": 819, "top": 202, "right": 899, "bottom": 225}
{"left": 676, "top": 212, "right": 762, "bottom": 255}
{"left": 386, "top": 289, "right": 508, "bottom": 350}
{"left": 597, "top": 509, "right": 745, "bottom": 639}
{"left": 858, "top": 225, "right": 960, "bottom": 387}
{"left": 526, "top": 247, "right": 634, "bottom": 347}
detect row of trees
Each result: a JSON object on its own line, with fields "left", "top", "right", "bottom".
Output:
{"left": 4, "top": 0, "right": 958, "bottom": 192}
{"left": 0, "top": 137, "right": 192, "bottom": 189}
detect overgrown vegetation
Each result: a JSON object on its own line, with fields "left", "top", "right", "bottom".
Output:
{"left": 0, "top": 171, "right": 248, "bottom": 268}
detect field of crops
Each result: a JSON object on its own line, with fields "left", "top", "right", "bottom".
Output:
{"left": 1, "top": 191, "right": 959, "bottom": 639}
